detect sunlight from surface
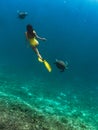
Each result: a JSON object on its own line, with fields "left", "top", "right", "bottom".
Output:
{"left": 89, "top": 0, "right": 98, "bottom": 2}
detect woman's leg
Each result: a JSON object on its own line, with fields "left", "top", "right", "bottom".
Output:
{"left": 32, "top": 46, "right": 43, "bottom": 60}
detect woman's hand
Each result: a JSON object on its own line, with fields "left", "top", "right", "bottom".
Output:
{"left": 42, "top": 38, "right": 47, "bottom": 41}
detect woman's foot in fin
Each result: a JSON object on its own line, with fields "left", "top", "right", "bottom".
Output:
{"left": 38, "top": 57, "right": 44, "bottom": 62}
{"left": 41, "top": 58, "right": 44, "bottom": 62}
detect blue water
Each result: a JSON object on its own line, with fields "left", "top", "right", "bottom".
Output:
{"left": 0, "top": 0, "right": 98, "bottom": 129}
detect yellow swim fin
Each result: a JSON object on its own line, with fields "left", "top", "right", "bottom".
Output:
{"left": 43, "top": 60, "right": 52, "bottom": 72}
{"left": 38, "top": 57, "right": 52, "bottom": 72}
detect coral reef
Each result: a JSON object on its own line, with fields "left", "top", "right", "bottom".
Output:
{"left": 0, "top": 95, "right": 95, "bottom": 130}
{"left": 0, "top": 72, "right": 97, "bottom": 130}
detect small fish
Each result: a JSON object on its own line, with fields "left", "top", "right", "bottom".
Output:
{"left": 54, "top": 59, "right": 68, "bottom": 72}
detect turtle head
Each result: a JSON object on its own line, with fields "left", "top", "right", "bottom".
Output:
{"left": 65, "top": 61, "right": 68, "bottom": 66}
{"left": 55, "top": 59, "right": 58, "bottom": 62}
{"left": 25, "top": 12, "right": 28, "bottom": 15}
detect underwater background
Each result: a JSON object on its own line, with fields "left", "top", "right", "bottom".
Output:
{"left": 0, "top": 0, "right": 98, "bottom": 129}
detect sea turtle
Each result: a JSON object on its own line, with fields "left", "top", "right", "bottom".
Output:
{"left": 17, "top": 10, "right": 28, "bottom": 19}
{"left": 54, "top": 59, "right": 68, "bottom": 72}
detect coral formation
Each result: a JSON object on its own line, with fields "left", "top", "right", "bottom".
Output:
{"left": 0, "top": 72, "right": 97, "bottom": 130}
{"left": 0, "top": 95, "right": 95, "bottom": 130}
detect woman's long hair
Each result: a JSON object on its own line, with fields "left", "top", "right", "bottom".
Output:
{"left": 26, "top": 24, "right": 35, "bottom": 37}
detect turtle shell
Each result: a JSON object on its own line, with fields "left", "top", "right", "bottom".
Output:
{"left": 55, "top": 59, "right": 66, "bottom": 72}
